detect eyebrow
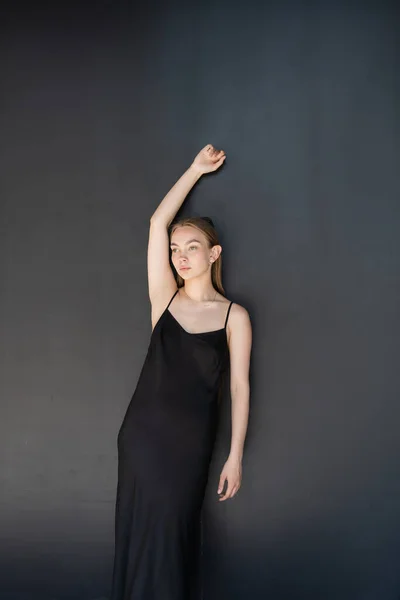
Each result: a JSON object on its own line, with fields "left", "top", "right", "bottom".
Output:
{"left": 170, "top": 238, "right": 202, "bottom": 247}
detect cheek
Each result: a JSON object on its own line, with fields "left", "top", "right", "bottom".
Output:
{"left": 200, "top": 252, "right": 210, "bottom": 265}
{"left": 192, "top": 252, "right": 206, "bottom": 265}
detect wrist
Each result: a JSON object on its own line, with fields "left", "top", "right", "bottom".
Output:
{"left": 188, "top": 163, "right": 204, "bottom": 179}
{"left": 228, "top": 450, "right": 243, "bottom": 463}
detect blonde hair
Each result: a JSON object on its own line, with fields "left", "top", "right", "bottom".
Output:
{"left": 169, "top": 216, "right": 225, "bottom": 295}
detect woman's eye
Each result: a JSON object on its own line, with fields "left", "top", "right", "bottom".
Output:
{"left": 171, "top": 246, "right": 197, "bottom": 253}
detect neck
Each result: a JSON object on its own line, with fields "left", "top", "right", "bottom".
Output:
{"left": 181, "top": 276, "right": 217, "bottom": 304}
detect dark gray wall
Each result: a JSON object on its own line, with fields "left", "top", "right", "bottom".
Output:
{"left": 1, "top": 1, "right": 399, "bottom": 599}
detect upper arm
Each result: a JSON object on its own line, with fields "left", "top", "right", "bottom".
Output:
{"left": 227, "top": 304, "right": 252, "bottom": 389}
{"left": 147, "top": 219, "right": 177, "bottom": 313}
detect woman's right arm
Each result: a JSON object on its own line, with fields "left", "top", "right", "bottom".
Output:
{"left": 147, "top": 166, "right": 202, "bottom": 316}
{"left": 147, "top": 145, "right": 226, "bottom": 326}
{"left": 150, "top": 164, "right": 203, "bottom": 227}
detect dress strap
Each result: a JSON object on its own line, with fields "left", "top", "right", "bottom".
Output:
{"left": 224, "top": 301, "right": 233, "bottom": 329}
{"left": 166, "top": 288, "right": 179, "bottom": 310}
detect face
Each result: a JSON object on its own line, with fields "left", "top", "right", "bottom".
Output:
{"left": 170, "top": 226, "right": 220, "bottom": 278}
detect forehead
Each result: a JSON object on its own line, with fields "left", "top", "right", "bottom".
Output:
{"left": 170, "top": 226, "right": 206, "bottom": 246}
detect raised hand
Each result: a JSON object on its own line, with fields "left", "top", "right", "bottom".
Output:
{"left": 191, "top": 144, "right": 226, "bottom": 174}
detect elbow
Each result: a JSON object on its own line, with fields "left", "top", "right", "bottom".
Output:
{"left": 150, "top": 214, "right": 171, "bottom": 228}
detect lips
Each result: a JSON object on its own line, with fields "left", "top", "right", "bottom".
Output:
{"left": 179, "top": 267, "right": 190, "bottom": 271}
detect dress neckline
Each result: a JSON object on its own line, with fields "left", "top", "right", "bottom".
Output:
{"left": 166, "top": 308, "right": 226, "bottom": 336}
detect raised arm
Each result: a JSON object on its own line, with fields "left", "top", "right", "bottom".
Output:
{"left": 147, "top": 145, "right": 226, "bottom": 328}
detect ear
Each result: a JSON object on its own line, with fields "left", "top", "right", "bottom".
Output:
{"left": 210, "top": 245, "right": 222, "bottom": 262}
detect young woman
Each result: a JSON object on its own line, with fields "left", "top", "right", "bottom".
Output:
{"left": 111, "top": 144, "right": 252, "bottom": 600}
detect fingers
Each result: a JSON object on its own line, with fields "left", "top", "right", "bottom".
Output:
{"left": 218, "top": 484, "right": 240, "bottom": 501}
{"left": 211, "top": 155, "right": 226, "bottom": 170}
{"left": 204, "top": 144, "right": 226, "bottom": 160}
{"left": 218, "top": 479, "right": 241, "bottom": 501}
{"left": 217, "top": 474, "right": 226, "bottom": 495}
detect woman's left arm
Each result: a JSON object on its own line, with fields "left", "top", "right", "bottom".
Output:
{"left": 218, "top": 304, "right": 252, "bottom": 501}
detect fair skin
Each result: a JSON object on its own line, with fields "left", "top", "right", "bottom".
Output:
{"left": 148, "top": 144, "right": 252, "bottom": 501}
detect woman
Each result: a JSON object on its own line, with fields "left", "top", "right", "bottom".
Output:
{"left": 111, "top": 144, "right": 252, "bottom": 600}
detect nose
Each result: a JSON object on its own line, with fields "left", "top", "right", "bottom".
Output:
{"left": 177, "top": 251, "right": 188, "bottom": 263}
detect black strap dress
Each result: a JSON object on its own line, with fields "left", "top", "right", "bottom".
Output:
{"left": 111, "top": 288, "right": 233, "bottom": 600}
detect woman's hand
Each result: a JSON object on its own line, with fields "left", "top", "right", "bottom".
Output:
{"left": 191, "top": 144, "right": 226, "bottom": 174}
{"left": 217, "top": 455, "right": 242, "bottom": 501}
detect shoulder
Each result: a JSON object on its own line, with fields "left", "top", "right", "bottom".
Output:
{"left": 224, "top": 300, "right": 252, "bottom": 341}
{"left": 222, "top": 297, "right": 250, "bottom": 319}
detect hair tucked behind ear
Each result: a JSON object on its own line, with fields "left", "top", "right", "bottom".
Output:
{"left": 168, "top": 216, "right": 225, "bottom": 295}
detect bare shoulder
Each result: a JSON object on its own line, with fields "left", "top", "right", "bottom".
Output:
{"left": 225, "top": 302, "right": 252, "bottom": 381}
{"left": 225, "top": 300, "right": 252, "bottom": 342}
{"left": 225, "top": 300, "right": 251, "bottom": 321}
